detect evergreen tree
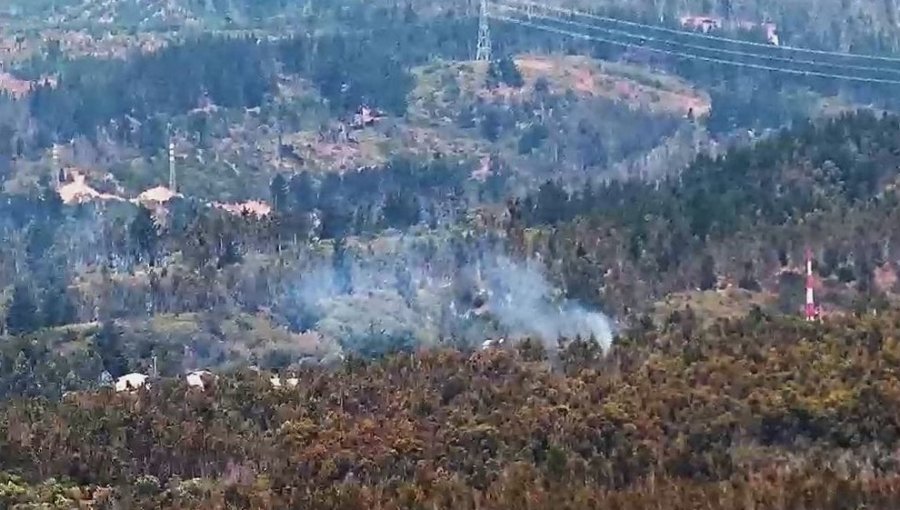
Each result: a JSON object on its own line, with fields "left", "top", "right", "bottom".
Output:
{"left": 332, "top": 236, "right": 353, "bottom": 294}
{"left": 41, "top": 279, "right": 76, "bottom": 328}
{"left": 456, "top": 106, "right": 476, "bottom": 129}
{"left": 95, "top": 319, "right": 128, "bottom": 378}
{"left": 738, "top": 261, "right": 761, "bottom": 291}
{"left": 7, "top": 284, "right": 39, "bottom": 335}
{"left": 217, "top": 239, "right": 243, "bottom": 269}
{"left": 481, "top": 110, "right": 501, "bottom": 142}
{"left": 129, "top": 206, "right": 159, "bottom": 265}
{"left": 0, "top": 124, "right": 14, "bottom": 159}
{"left": 382, "top": 191, "right": 420, "bottom": 228}
{"left": 699, "top": 255, "right": 717, "bottom": 291}
{"left": 533, "top": 181, "right": 569, "bottom": 224}
{"left": 497, "top": 56, "right": 524, "bottom": 87}
{"left": 269, "top": 174, "right": 288, "bottom": 213}
{"left": 777, "top": 272, "right": 805, "bottom": 315}
{"left": 289, "top": 172, "right": 317, "bottom": 212}
{"left": 518, "top": 123, "right": 549, "bottom": 154}
{"left": 319, "top": 204, "right": 352, "bottom": 240}
{"left": 488, "top": 57, "right": 524, "bottom": 88}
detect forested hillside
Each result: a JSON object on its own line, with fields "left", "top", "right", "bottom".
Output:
{"left": 510, "top": 112, "right": 900, "bottom": 315}
{"left": 8, "top": 0, "right": 900, "bottom": 53}
{"left": 0, "top": 111, "right": 898, "bottom": 401}
{"left": 3, "top": 313, "right": 900, "bottom": 508}
{"left": 2, "top": 0, "right": 900, "bottom": 508}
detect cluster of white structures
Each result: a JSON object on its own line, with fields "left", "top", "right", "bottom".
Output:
{"left": 113, "top": 370, "right": 294, "bottom": 392}
{"left": 268, "top": 375, "right": 300, "bottom": 388}
{"left": 109, "top": 341, "right": 509, "bottom": 393}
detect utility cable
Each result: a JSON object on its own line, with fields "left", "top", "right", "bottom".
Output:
{"left": 492, "top": 2, "right": 900, "bottom": 77}
{"left": 488, "top": 13, "right": 900, "bottom": 85}
{"left": 496, "top": 0, "right": 900, "bottom": 64}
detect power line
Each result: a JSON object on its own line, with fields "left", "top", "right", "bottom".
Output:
{"left": 488, "top": 13, "right": 900, "bottom": 85}
{"left": 495, "top": 0, "right": 900, "bottom": 64}
{"left": 492, "top": 3, "right": 900, "bottom": 77}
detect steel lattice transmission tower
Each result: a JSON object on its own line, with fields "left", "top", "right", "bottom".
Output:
{"left": 476, "top": 0, "right": 492, "bottom": 61}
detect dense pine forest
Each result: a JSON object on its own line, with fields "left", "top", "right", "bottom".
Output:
{"left": 4, "top": 313, "right": 900, "bottom": 508}
{"left": 3, "top": 0, "right": 900, "bottom": 508}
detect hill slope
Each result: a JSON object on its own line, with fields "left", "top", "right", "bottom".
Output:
{"left": 3, "top": 312, "right": 900, "bottom": 508}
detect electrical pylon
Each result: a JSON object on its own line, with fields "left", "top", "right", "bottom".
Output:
{"left": 476, "top": 0, "right": 492, "bottom": 61}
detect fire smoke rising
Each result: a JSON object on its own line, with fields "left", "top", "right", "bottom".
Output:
{"left": 482, "top": 256, "right": 613, "bottom": 348}
{"left": 278, "top": 245, "right": 613, "bottom": 356}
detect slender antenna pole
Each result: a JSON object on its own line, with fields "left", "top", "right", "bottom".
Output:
{"left": 168, "top": 124, "right": 177, "bottom": 193}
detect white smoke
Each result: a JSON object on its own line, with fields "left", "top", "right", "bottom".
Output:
{"left": 278, "top": 243, "right": 613, "bottom": 355}
{"left": 482, "top": 256, "right": 613, "bottom": 349}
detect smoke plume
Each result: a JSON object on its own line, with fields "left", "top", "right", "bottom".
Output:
{"left": 276, "top": 242, "right": 613, "bottom": 356}
{"left": 482, "top": 256, "right": 613, "bottom": 348}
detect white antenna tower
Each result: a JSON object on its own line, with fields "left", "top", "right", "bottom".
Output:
{"left": 167, "top": 125, "right": 177, "bottom": 193}
{"left": 476, "top": 0, "right": 492, "bottom": 61}
{"left": 51, "top": 143, "right": 60, "bottom": 187}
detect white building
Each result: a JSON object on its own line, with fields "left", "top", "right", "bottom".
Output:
{"left": 269, "top": 376, "right": 300, "bottom": 388}
{"left": 186, "top": 370, "right": 215, "bottom": 390}
{"left": 115, "top": 373, "right": 149, "bottom": 392}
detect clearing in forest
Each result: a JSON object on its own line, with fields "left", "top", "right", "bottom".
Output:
{"left": 411, "top": 54, "right": 710, "bottom": 118}
{"left": 514, "top": 54, "right": 711, "bottom": 116}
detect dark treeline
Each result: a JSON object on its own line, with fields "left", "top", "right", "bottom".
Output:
{"left": 520, "top": 111, "right": 899, "bottom": 233}
{"left": 8, "top": 15, "right": 477, "bottom": 156}
{"left": 27, "top": 36, "right": 275, "bottom": 148}
{"left": 268, "top": 156, "right": 509, "bottom": 238}
{"left": 501, "top": 111, "right": 900, "bottom": 314}
{"left": 10, "top": 0, "right": 468, "bottom": 32}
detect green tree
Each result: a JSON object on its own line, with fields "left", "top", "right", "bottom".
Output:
{"left": 488, "top": 56, "right": 524, "bottom": 88}
{"left": 518, "top": 123, "right": 549, "bottom": 154}
{"left": 481, "top": 110, "right": 502, "bottom": 142}
{"left": 270, "top": 174, "right": 288, "bottom": 213}
{"left": 6, "top": 284, "right": 39, "bottom": 335}
{"left": 289, "top": 172, "right": 317, "bottom": 213}
{"left": 382, "top": 191, "right": 420, "bottom": 228}
{"left": 95, "top": 319, "right": 128, "bottom": 378}
{"left": 699, "top": 255, "right": 717, "bottom": 290}
{"left": 41, "top": 279, "right": 76, "bottom": 327}
{"left": 0, "top": 124, "right": 14, "bottom": 159}
{"left": 129, "top": 206, "right": 159, "bottom": 265}
{"left": 776, "top": 272, "right": 805, "bottom": 315}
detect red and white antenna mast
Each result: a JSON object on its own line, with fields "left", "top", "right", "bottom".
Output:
{"left": 805, "top": 249, "right": 819, "bottom": 321}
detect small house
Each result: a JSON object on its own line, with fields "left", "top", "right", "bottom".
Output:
{"left": 115, "top": 373, "right": 149, "bottom": 392}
